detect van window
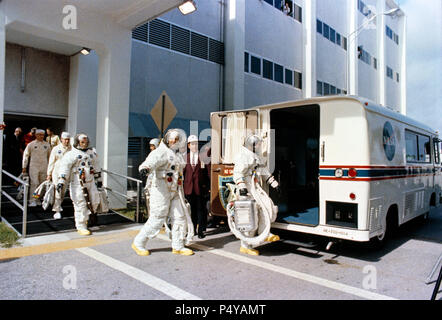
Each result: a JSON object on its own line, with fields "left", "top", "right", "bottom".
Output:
{"left": 418, "top": 135, "right": 431, "bottom": 163}
{"left": 221, "top": 113, "right": 247, "bottom": 164}
{"left": 405, "top": 130, "right": 431, "bottom": 163}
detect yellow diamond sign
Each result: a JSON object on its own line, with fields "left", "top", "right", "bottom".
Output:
{"left": 150, "top": 91, "right": 177, "bottom": 135}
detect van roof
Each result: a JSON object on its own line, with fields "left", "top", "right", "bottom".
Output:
{"left": 212, "top": 95, "right": 437, "bottom": 136}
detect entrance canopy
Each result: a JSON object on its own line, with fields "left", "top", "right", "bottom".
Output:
{"left": 0, "top": 0, "right": 188, "bottom": 209}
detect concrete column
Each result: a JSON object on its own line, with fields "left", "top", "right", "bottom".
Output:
{"left": 95, "top": 34, "right": 132, "bottom": 209}
{"left": 347, "top": 0, "right": 358, "bottom": 96}
{"left": 68, "top": 52, "right": 98, "bottom": 146}
{"left": 398, "top": 15, "right": 407, "bottom": 115}
{"left": 0, "top": 2, "right": 5, "bottom": 213}
{"left": 303, "top": 0, "right": 316, "bottom": 98}
{"left": 224, "top": 0, "right": 245, "bottom": 110}
{"left": 376, "top": 0, "right": 386, "bottom": 106}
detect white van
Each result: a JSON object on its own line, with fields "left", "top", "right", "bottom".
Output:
{"left": 209, "top": 96, "right": 441, "bottom": 244}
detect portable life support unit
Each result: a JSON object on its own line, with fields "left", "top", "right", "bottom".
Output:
{"left": 226, "top": 170, "right": 277, "bottom": 247}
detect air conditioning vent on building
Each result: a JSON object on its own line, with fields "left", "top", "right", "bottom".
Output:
{"left": 171, "top": 25, "right": 190, "bottom": 54}
{"left": 132, "top": 24, "right": 148, "bottom": 43}
{"left": 149, "top": 19, "right": 171, "bottom": 49}
{"left": 209, "top": 39, "right": 224, "bottom": 65}
{"left": 190, "top": 32, "right": 208, "bottom": 60}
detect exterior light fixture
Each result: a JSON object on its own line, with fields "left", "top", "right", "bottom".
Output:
{"left": 179, "top": 0, "right": 197, "bottom": 15}
{"left": 80, "top": 48, "right": 91, "bottom": 55}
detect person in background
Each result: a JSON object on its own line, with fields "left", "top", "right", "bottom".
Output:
{"left": 183, "top": 135, "right": 209, "bottom": 239}
{"left": 46, "top": 127, "right": 60, "bottom": 149}
{"left": 47, "top": 132, "right": 72, "bottom": 219}
{"left": 23, "top": 127, "right": 37, "bottom": 146}
{"left": 22, "top": 129, "right": 51, "bottom": 207}
{"left": 4, "top": 127, "right": 25, "bottom": 183}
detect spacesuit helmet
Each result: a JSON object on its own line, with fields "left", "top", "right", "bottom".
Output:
{"left": 164, "top": 128, "right": 187, "bottom": 151}
{"left": 244, "top": 134, "right": 263, "bottom": 154}
{"left": 149, "top": 138, "right": 160, "bottom": 149}
{"left": 73, "top": 133, "right": 90, "bottom": 150}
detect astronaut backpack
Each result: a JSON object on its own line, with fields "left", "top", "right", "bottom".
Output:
{"left": 42, "top": 183, "right": 55, "bottom": 211}
{"left": 96, "top": 188, "right": 110, "bottom": 213}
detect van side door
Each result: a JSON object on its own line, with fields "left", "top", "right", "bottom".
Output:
{"left": 209, "top": 111, "right": 258, "bottom": 216}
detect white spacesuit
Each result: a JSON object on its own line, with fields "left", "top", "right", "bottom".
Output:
{"left": 57, "top": 134, "right": 101, "bottom": 236}
{"left": 230, "top": 134, "right": 280, "bottom": 256}
{"left": 47, "top": 132, "right": 72, "bottom": 219}
{"left": 132, "top": 129, "right": 194, "bottom": 256}
{"left": 22, "top": 129, "right": 51, "bottom": 207}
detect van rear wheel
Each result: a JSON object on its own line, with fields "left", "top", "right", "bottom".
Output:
{"left": 369, "top": 206, "right": 398, "bottom": 249}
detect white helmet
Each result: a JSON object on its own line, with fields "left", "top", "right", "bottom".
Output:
{"left": 149, "top": 138, "right": 160, "bottom": 148}
{"left": 187, "top": 135, "right": 198, "bottom": 143}
{"left": 164, "top": 128, "right": 187, "bottom": 151}
{"left": 244, "top": 134, "right": 263, "bottom": 154}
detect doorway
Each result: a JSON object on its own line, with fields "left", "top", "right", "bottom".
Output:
{"left": 270, "top": 105, "right": 320, "bottom": 226}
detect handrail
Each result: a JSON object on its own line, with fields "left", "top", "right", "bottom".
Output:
{"left": 101, "top": 169, "right": 142, "bottom": 183}
{"left": 2, "top": 169, "right": 30, "bottom": 186}
{"left": 1, "top": 169, "right": 29, "bottom": 237}
{"left": 101, "top": 169, "right": 144, "bottom": 223}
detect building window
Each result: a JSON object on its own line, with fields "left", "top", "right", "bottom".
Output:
{"left": 342, "top": 36, "right": 347, "bottom": 51}
{"left": 323, "top": 82, "right": 330, "bottom": 95}
{"left": 323, "top": 23, "right": 330, "bottom": 40}
{"left": 285, "top": 68, "right": 293, "bottom": 85}
{"left": 394, "top": 34, "right": 399, "bottom": 45}
{"left": 386, "top": 26, "right": 393, "bottom": 39}
{"left": 336, "top": 33, "right": 341, "bottom": 46}
{"left": 251, "top": 56, "right": 261, "bottom": 75}
{"left": 373, "top": 57, "right": 377, "bottom": 70}
{"left": 275, "top": 0, "right": 283, "bottom": 10}
{"left": 317, "top": 81, "right": 323, "bottom": 95}
{"left": 264, "top": 0, "right": 273, "bottom": 6}
{"left": 386, "top": 66, "right": 393, "bottom": 79}
{"left": 330, "top": 27, "right": 336, "bottom": 43}
{"left": 274, "top": 63, "right": 284, "bottom": 83}
{"left": 337, "top": 88, "right": 341, "bottom": 94}
{"left": 294, "top": 71, "right": 302, "bottom": 89}
{"left": 294, "top": 4, "right": 302, "bottom": 23}
{"left": 263, "top": 59, "right": 273, "bottom": 80}
{"left": 317, "top": 19, "right": 323, "bottom": 34}
{"left": 330, "top": 85, "right": 336, "bottom": 95}
{"left": 244, "top": 52, "right": 249, "bottom": 72}
{"left": 396, "top": 72, "right": 400, "bottom": 82}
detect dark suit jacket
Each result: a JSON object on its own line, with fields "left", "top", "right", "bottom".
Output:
{"left": 183, "top": 152, "right": 208, "bottom": 196}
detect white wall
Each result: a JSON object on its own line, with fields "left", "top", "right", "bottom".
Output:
{"left": 5, "top": 43, "right": 69, "bottom": 117}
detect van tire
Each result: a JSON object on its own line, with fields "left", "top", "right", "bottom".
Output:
{"left": 369, "top": 205, "right": 398, "bottom": 249}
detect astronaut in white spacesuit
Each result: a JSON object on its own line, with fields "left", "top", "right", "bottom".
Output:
{"left": 22, "top": 129, "right": 51, "bottom": 207}
{"left": 231, "top": 134, "right": 280, "bottom": 256}
{"left": 132, "top": 129, "right": 194, "bottom": 256}
{"left": 46, "top": 132, "right": 72, "bottom": 219}
{"left": 57, "top": 133, "right": 101, "bottom": 236}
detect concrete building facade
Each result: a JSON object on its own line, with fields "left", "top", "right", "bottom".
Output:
{"left": 1, "top": 0, "right": 406, "bottom": 207}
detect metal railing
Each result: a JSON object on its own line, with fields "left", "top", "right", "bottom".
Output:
{"left": 101, "top": 169, "right": 145, "bottom": 223}
{"left": 1, "top": 170, "right": 29, "bottom": 237}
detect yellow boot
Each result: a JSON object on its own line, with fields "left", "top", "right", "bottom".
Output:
{"left": 77, "top": 229, "right": 91, "bottom": 236}
{"left": 240, "top": 246, "right": 259, "bottom": 256}
{"left": 172, "top": 248, "right": 194, "bottom": 256}
{"left": 131, "top": 243, "right": 150, "bottom": 256}
{"left": 265, "top": 234, "right": 280, "bottom": 242}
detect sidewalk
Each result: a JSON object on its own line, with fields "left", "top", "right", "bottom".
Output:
{"left": 0, "top": 222, "right": 143, "bottom": 260}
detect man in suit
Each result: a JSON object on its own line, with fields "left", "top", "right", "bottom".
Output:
{"left": 183, "top": 135, "right": 209, "bottom": 239}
